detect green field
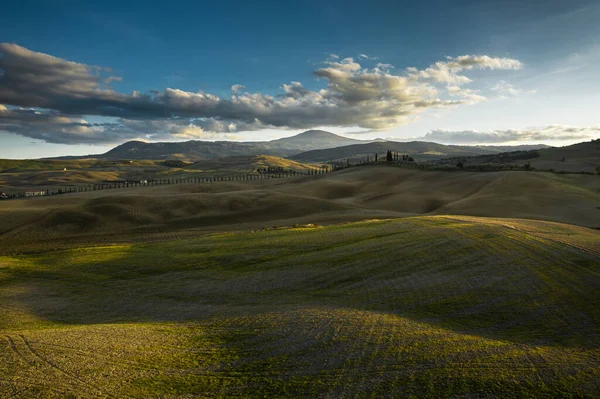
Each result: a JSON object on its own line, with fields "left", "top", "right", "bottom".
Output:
{"left": 1, "top": 215, "right": 599, "bottom": 398}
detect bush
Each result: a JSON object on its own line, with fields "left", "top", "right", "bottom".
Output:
{"left": 164, "top": 160, "right": 187, "bottom": 168}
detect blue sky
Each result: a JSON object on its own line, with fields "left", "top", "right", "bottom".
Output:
{"left": 1, "top": 0, "right": 599, "bottom": 158}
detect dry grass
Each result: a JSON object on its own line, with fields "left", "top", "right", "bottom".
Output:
{"left": 523, "top": 140, "right": 600, "bottom": 173}
{"left": 0, "top": 166, "right": 599, "bottom": 397}
{"left": 1, "top": 166, "right": 598, "bottom": 255}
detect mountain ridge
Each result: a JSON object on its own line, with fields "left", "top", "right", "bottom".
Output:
{"left": 290, "top": 140, "right": 552, "bottom": 163}
{"left": 47, "top": 130, "right": 552, "bottom": 162}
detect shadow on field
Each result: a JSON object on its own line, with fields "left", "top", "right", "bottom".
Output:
{"left": 4, "top": 216, "right": 600, "bottom": 350}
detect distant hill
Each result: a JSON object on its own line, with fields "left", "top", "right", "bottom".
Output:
{"left": 433, "top": 139, "right": 600, "bottom": 173}
{"left": 529, "top": 139, "right": 600, "bottom": 172}
{"left": 474, "top": 144, "right": 552, "bottom": 153}
{"left": 97, "top": 140, "right": 294, "bottom": 161}
{"left": 47, "top": 130, "right": 555, "bottom": 162}
{"left": 269, "top": 130, "right": 362, "bottom": 150}
{"left": 188, "top": 155, "right": 322, "bottom": 173}
{"left": 289, "top": 141, "right": 541, "bottom": 162}
{"left": 92, "top": 130, "right": 367, "bottom": 161}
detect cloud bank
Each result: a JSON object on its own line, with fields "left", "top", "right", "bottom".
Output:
{"left": 0, "top": 43, "right": 523, "bottom": 144}
{"left": 421, "top": 125, "right": 600, "bottom": 144}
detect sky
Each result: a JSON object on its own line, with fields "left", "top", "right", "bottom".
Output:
{"left": 1, "top": 0, "right": 600, "bottom": 159}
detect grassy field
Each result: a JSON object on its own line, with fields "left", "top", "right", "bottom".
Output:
{"left": 0, "top": 166, "right": 599, "bottom": 397}
{"left": 0, "top": 215, "right": 599, "bottom": 397}
{"left": 519, "top": 140, "right": 600, "bottom": 173}
{"left": 0, "top": 155, "right": 321, "bottom": 192}
{"left": 1, "top": 166, "right": 598, "bottom": 255}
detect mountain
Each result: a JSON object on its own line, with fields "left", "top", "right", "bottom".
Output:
{"left": 290, "top": 141, "right": 525, "bottom": 163}
{"left": 98, "top": 140, "right": 292, "bottom": 161}
{"left": 269, "top": 130, "right": 362, "bottom": 150}
{"left": 51, "top": 130, "right": 555, "bottom": 163}
{"left": 93, "top": 131, "right": 367, "bottom": 161}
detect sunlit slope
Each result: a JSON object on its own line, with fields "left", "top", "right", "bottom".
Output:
{"left": 0, "top": 159, "right": 159, "bottom": 189}
{"left": 187, "top": 154, "right": 321, "bottom": 173}
{"left": 0, "top": 155, "right": 319, "bottom": 190}
{"left": 0, "top": 216, "right": 599, "bottom": 397}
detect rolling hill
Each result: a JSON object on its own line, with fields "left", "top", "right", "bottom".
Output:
{"left": 433, "top": 139, "right": 600, "bottom": 173}
{"left": 523, "top": 139, "right": 600, "bottom": 172}
{"left": 1, "top": 165, "right": 598, "bottom": 254}
{"left": 1, "top": 163, "right": 599, "bottom": 397}
{"left": 0, "top": 155, "right": 321, "bottom": 191}
{"left": 188, "top": 154, "right": 322, "bottom": 174}
{"left": 48, "top": 130, "right": 551, "bottom": 162}
{"left": 0, "top": 215, "right": 598, "bottom": 397}
{"left": 290, "top": 141, "right": 549, "bottom": 163}
{"left": 90, "top": 130, "right": 365, "bottom": 161}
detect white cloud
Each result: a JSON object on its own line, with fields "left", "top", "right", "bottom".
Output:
{"left": 375, "top": 63, "right": 394, "bottom": 70}
{"left": 0, "top": 43, "right": 524, "bottom": 144}
{"left": 358, "top": 54, "right": 377, "bottom": 60}
{"left": 408, "top": 55, "right": 523, "bottom": 85}
{"left": 421, "top": 125, "right": 600, "bottom": 144}
{"left": 446, "top": 86, "right": 486, "bottom": 104}
{"left": 490, "top": 80, "right": 535, "bottom": 99}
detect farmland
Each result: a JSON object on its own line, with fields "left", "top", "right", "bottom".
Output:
{"left": 0, "top": 155, "right": 322, "bottom": 194}
{"left": 1, "top": 215, "right": 599, "bottom": 397}
{"left": 0, "top": 165, "right": 599, "bottom": 398}
{"left": 1, "top": 166, "right": 599, "bottom": 254}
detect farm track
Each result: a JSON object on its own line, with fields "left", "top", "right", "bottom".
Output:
{"left": 2, "top": 334, "right": 118, "bottom": 398}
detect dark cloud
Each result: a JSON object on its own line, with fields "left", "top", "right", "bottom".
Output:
{"left": 1, "top": 43, "right": 523, "bottom": 144}
{"left": 0, "top": 107, "right": 245, "bottom": 144}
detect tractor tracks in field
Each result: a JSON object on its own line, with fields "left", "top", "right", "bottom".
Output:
{"left": 3, "top": 334, "right": 122, "bottom": 398}
{"left": 3, "top": 335, "right": 33, "bottom": 367}
{"left": 33, "top": 340, "right": 159, "bottom": 373}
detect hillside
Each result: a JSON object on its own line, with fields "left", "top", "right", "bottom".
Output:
{"left": 48, "top": 130, "right": 552, "bottom": 163}
{"left": 527, "top": 139, "right": 600, "bottom": 172}
{"left": 434, "top": 139, "right": 600, "bottom": 173}
{"left": 1, "top": 164, "right": 599, "bottom": 397}
{"left": 98, "top": 140, "right": 298, "bottom": 161}
{"left": 290, "top": 140, "right": 529, "bottom": 162}
{"left": 0, "top": 155, "right": 320, "bottom": 191}
{"left": 188, "top": 154, "right": 322, "bottom": 174}
{"left": 0, "top": 216, "right": 598, "bottom": 397}
{"left": 1, "top": 166, "right": 598, "bottom": 254}
{"left": 91, "top": 130, "right": 366, "bottom": 161}
{"left": 475, "top": 144, "right": 552, "bottom": 152}
{"left": 269, "top": 129, "right": 362, "bottom": 150}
